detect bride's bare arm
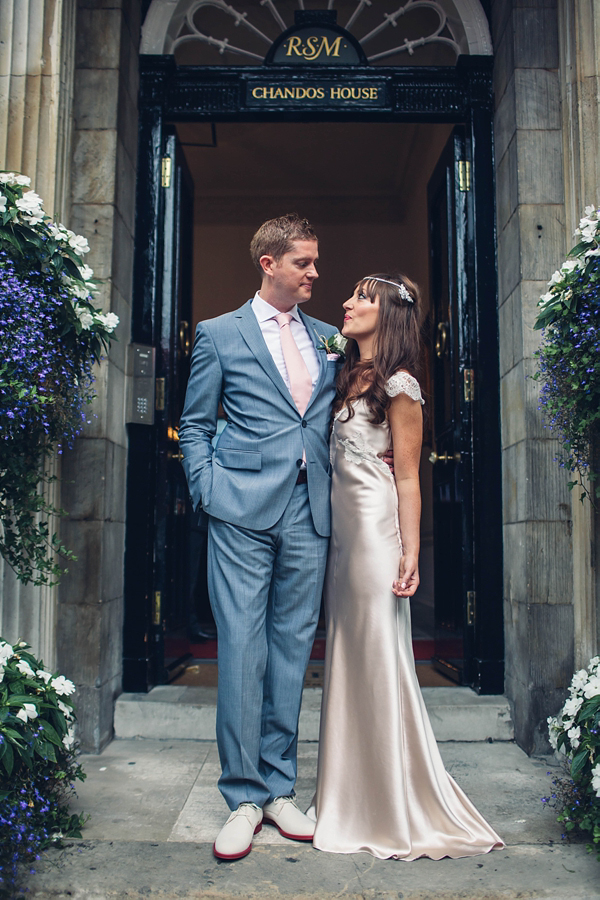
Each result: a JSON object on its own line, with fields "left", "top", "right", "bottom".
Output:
{"left": 388, "top": 392, "right": 423, "bottom": 597}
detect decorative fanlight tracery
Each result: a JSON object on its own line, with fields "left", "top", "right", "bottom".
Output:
{"left": 141, "top": 0, "right": 493, "bottom": 64}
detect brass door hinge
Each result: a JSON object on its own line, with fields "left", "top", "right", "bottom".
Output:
{"left": 463, "top": 368, "right": 475, "bottom": 403}
{"left": 153, "top": 591, "right": 162, "bottom": 626}
{"left": 161, "top": 156, "right": 172, "bottom": 188}
{"left": 458, "top": 160, "right": 471, "bottom": 192}
{"left": 466, "top": 590, "right": 476, "bottom": 626}
{"left": 155, "top": 377, "right": 165, "bottom": 411}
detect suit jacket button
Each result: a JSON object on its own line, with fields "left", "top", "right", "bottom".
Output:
{"left": 301, "top": 419, "right": 307, "bottom": 427}
{"left": 296, "top": 459, "right": 303, "bottom": 468}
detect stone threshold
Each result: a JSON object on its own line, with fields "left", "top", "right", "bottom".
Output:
{"left": 114, "top": 686, "right": 514, "bottom": 743}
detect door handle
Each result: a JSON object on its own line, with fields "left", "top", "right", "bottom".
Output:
{"left": 167, "top": 448, "right": 184, "bottom": 461}
{"left": 429, "top": 450, "right": 461, "bottom": 464}
{"left": 435, "top": 322, "right": 450, "bottom": 358}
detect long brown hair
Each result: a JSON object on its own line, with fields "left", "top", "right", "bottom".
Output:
{"left": 333, "top": 273, "right": 422, "bottom": 424}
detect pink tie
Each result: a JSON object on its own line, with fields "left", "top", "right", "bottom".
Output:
{"left": 275, "top": 313, "right": 313, "bottom": 415}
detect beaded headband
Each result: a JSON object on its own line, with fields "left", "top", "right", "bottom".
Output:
{"left": 363, "top": 276, "right": 414, "bottom": 303}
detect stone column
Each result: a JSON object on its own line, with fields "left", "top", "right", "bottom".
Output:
{"left": 0, "top": 0, "right": 76, "bottom": 669}
{"left": 56, "top": 0, "right": 140, "bottom": 752}
{"left": 558, "top": 0, "right": 599, "bottom": 669}
{"left": 492, "top": 0, "right": 575, "bottom": 753}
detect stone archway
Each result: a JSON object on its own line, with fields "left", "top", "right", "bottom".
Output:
{"left": 140, "top": 0, "right": 492, "bottom": 61}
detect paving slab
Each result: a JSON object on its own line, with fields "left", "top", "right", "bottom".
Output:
{"left": 24, "top": 738, "right": 600, "bottom": 899}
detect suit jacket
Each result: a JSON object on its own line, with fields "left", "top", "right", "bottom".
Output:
{"left": 179, "top": 300, "right": 339, "bottom": 537}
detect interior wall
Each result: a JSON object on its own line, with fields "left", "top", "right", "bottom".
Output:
{"left": 176, "top": 121, "right": 452, "bottom": 630}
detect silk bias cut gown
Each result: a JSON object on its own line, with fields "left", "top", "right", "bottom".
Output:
{"left": 312, "top": 372, "right": 504, "bottom": 860}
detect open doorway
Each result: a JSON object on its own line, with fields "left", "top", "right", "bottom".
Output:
{"left": 163, "top": 120, "right": 455, "bottom": 687}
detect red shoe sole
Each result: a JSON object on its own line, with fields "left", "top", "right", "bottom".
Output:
{"left": 213, "top": 822, "right": 262, "bottom": 860}
{"left": 262, "top": 817, "right": 314, "bottom": 842}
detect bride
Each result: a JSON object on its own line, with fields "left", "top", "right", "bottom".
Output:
{"left": 311, "top": 274, "right": 504, "bottom": 860}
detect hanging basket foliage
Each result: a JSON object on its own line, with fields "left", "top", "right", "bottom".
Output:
{"left": 0, "top": 173, "right": 119, "bottom": 585}
{"left": 533, "top": 205, "right": 600, "bottom": 503}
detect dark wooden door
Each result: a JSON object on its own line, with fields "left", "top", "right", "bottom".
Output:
{"left": 151, "top": 130, "right": 194, "bottom": 682}
{"left": 428, "top": 128, "right": 475, "bottom": 686}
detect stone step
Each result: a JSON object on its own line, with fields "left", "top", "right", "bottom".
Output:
{"left": 114, "top": 686, "right": 514, "bottom": 743}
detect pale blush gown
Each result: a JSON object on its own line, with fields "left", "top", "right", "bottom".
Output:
{"left": 312, "top": 371, "right": 504, "bottom": 860}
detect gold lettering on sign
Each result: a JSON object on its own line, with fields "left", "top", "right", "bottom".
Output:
{"left": 330, "top": 86, "right": 380, "bottom": 100}
{"left": 285, "top": 35, "right": 344, "bottom": 60}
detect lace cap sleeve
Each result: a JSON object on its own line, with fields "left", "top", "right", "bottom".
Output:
{"left": 385, "top": 371, "right": 424, "bottom": 405}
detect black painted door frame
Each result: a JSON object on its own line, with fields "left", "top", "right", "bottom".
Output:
{"left": 122, "top": 54, "right": 503, "bottom": 694}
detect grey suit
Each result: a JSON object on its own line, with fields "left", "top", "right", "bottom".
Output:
{"left": 179, "top": 300, "right": 338, "bottom": 808}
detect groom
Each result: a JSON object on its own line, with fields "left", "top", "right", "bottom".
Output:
{"left": 179, "top": 214, "right": 338, "bottom": 860}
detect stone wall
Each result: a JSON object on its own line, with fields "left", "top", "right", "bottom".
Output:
{"left": 56, "top": 0, "right": 141, "bottom": 753}
{"left": 492, "top": 0, "right": 575, "bottom": 753}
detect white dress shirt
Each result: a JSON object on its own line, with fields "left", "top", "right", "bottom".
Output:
{"left": 251, "top": 291, "right": 320, "bottom": 394}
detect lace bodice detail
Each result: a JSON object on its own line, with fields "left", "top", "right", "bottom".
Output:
{"left": 385, "top": 371, "right": 424, "bottom": 404}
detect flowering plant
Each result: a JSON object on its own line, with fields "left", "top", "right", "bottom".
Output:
{"left": 316, "top": 331, "right": 347, "bottom": 358}
{"left": 0, "top": 638, "right": 85, "bottom": 895}
{"left": 0, "top": 173, "right": 119, "bottom": 584}
{"left": 533, "top": 205, "right": 600, "bottom": 502}
{"left": 545, "top": 656, "right": 600, "bottom": 859}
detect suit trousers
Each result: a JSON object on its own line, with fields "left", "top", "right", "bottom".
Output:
{"left": 207, "top": 482, "right": 329, "bottom": 810}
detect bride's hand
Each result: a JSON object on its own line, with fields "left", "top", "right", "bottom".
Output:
{"left": 392, "top": 556, "right": 419, "bottom": 597}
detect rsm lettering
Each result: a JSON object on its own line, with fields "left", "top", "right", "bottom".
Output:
{"left": 248, "top": 84, "right": 385, "bottom": 106}
{"left": 284, "top": 35, "right": 344, "bottom": 61}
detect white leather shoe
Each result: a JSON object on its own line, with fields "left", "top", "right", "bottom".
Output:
{"left": 262, "top": 795, "right": 315, "bottom": 841}
{"left": 213, "top": 802, "right": 263, "bottom": 860}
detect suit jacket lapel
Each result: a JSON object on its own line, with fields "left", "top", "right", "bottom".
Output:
{"left": 234, "top": 301, "right": 298, "bottom": 413}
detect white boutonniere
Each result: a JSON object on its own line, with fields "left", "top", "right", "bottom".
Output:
{"left": 315, "top": 331, "right": 347, "bottom": 360}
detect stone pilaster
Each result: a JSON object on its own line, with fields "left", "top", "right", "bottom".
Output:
{"left": 492, "top": 0, "right": 574, "bottom": 753}
{"left": 56, "top": 0, "right": 140, "bottom": 753}
{"left": 558, "top": 0, "right": 599, "bottom": 669}
{"left": 0, "top": 0, "right": 76, "bottom": 669}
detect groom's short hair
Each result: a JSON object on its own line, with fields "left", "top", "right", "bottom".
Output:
{"left": 250, "top": 213, "right": 317, "bottom": 273}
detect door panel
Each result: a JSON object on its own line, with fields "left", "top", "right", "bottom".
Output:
{"left": 428, "top": 128, "right": 475, "bottom": 685}
{"left": 151, "top": 130, "right": 195, "bottom": 682}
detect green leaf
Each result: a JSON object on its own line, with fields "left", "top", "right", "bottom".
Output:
{"left": 38, "top": 718, "right": 63, "bottom": 747}
{"left": 571, "top": 748, "right": 589, "bottom": 778}
{"left": 1, "top": 739, "right": 13, "bottom": 775}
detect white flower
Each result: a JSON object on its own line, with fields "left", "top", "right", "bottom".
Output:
{"left": 15, "top": 190, "right": 43, "bottom": 215}
{"left": 547, "top": 716, "right": 560, "bottom": 750}
{"left": 57, "top": 699, "right": 74, "bottom": 720}
{"left": 68, "top": 233, "right": 90, "bottom": 255}
{"left": 549, "top": 270, "right": 563, "bottom": 285}
{"left": 51, "top": 675, "right": 76, "bottom": 696}
{"left": 584, "top": 246, "right": 600, "bottom": 257}
{"left": 584, "top": 205, "right": 596, "bottom": 217}
{"left": 62, "top": 728, "right": 75, "bottom": 750}
{"left": 583, "top": 674, "right": 600, "bottom": 698}
{"left": 561, "top": 259, "right": 580, "bottom": 274}
{"left": 567, "top": 724, "right": 581, "bottom": 749}
{"left": 580, "top": 222, "right": 597, "bottom": 243}
{"left": 16, "top": 702, "right": 38, "bottom": 722}
{"left": 71, "top": 283, "right": 91, "bottom": 300}
{"left": 539, "top": 291, "right": 554, "bottom": 305}
{"left": 0, "top": 196, "right": 6, "bottom": 213}
{"left": 79, "top": 264, "right": 94, "bottom": 281}
{"left": 588, "top": 656, "right": 600, "bottom": 671}
{"left": 96, "top": 312, "right": 119, "bottom": 332}
{"left": 14, "top": 174, "right": 31, "bottom": 186}
{"left": 48, "top": 222, "right": 70, "bottom": 242}
{"left": 0, "top": 641, "right": 13, "bottom": 666}
{"left": 16, "top": 659, "right": 35, "bottom": 679}
{"left": 570, "top": 668, "right": 589, "bottom": 692}
{"left": 592, "top": 762, "right": 600, "bottom": 798}
{"left": 76, "top": 307, "right": 94, "bottom": 329}
{"left": 0, "top": 172, "right": 16, "bottom": 184}
{"left": 36, "top": 669, "right": 52, "bottom": 684}
{"left": 562, "top": 695, "right": 583, "bottom": 718}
